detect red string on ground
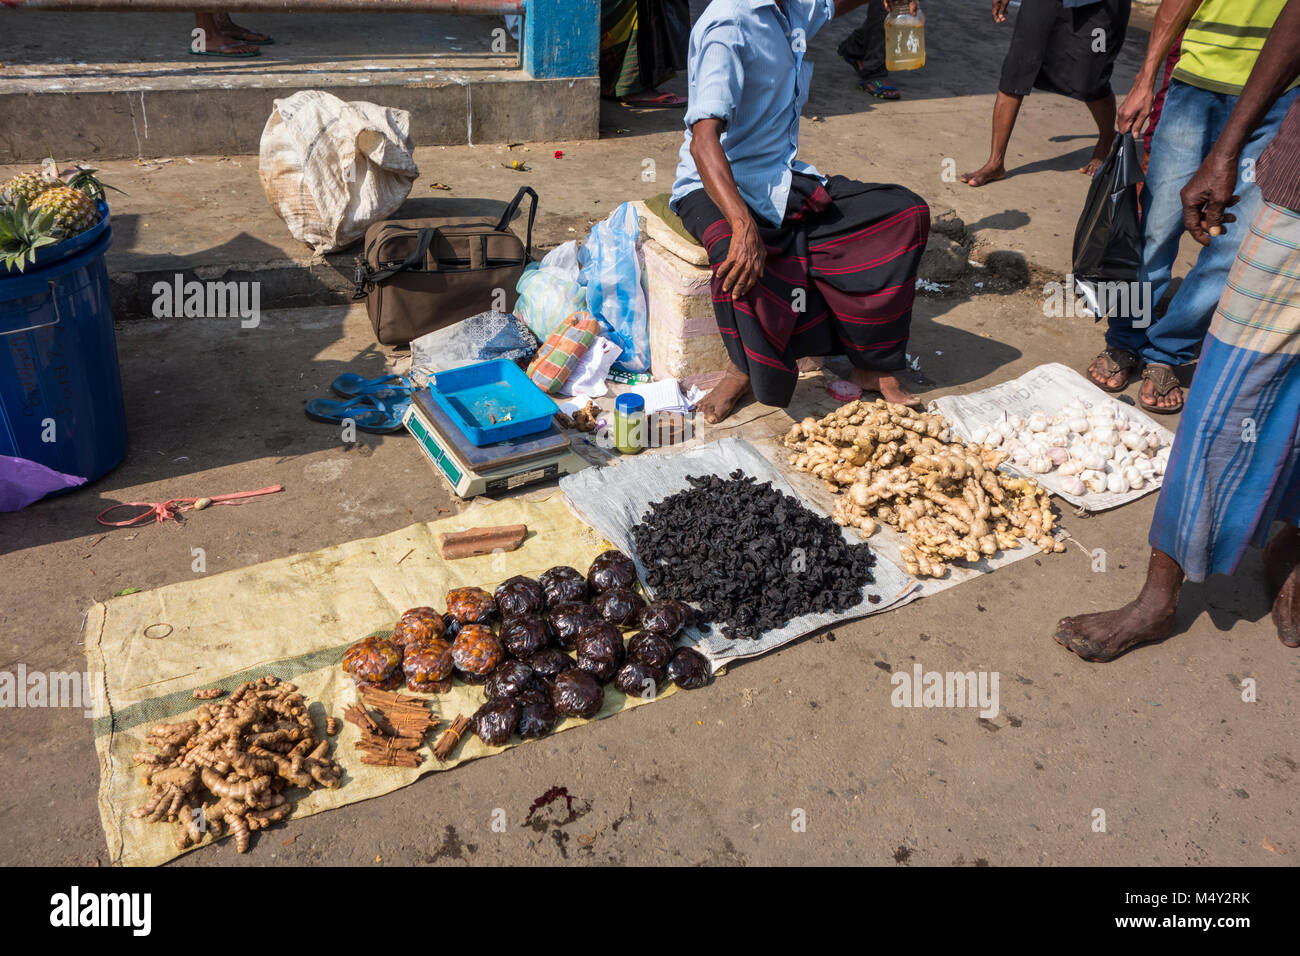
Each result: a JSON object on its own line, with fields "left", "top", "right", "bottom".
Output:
{"left": 95, "top": 485, "right": 284, "bottom": 527}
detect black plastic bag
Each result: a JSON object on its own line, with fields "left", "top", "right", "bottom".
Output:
{"left": 1071, "top": 132, "right": 1144, "bottom": 313}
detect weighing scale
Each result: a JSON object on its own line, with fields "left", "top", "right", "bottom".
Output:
{"left": 403, "top": 389, "right": 590, "bottom": 498}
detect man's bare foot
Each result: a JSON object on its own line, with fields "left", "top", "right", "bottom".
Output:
{"left": 215, "top": 13, "right": 272, "bottom": 43}
{"left": 1265, "top": 526, "right": 1300, "bottom": 648}
{"left": 959, "top": 162, "right": 1006, "bottom": 187}
{"left": 696, "top": 370, "right": 751, "bottom": 424}
{"left": 1079, "top": 156, "right": 1105, "bottom": 176}
{"left": 850, "top": 368, "right": 921, "bottom": 408}
{"left": 1054, "top": 596, "right": 1177, "bottom": 662}
{"left": 796, "top": 356, "right": 824, "bottom": 373}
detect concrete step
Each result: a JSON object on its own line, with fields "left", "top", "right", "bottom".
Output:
{"left": 0, "top": 11, "right": 597, "bottom": 162}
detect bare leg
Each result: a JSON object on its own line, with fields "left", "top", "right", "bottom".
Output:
{"left": 850, "top": 368, "right": 921, "bottom": 408}
{"left": 960, "top": 91, "right": 1021, "bottom": 187}
{"left": 1054, "top": 549, "right": 1184, "bottom": 662}
{"left": 1265, "top": 525, "right": 1300, "bottom": 648}
{"left": 1080, "top": 93, "right": 1116, "bottom": 176}
{"left": 215, "top": 11, "right": 272, "bottom": 43}
{"left": 696, "top": 369, "right": 751, "bottom": 424}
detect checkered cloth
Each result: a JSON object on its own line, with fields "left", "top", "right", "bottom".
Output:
{"left": 527, "top": 312, "right": 600, "bottom": 393}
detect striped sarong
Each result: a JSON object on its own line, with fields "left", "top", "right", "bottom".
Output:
{"left": 1150, "top": 201, "right": 1300, "bottom": 581}
{"left": 676, "top": 174, "right": 930, "bottom": 407}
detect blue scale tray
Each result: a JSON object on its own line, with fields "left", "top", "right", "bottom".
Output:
{"left": 428, "top": 358, "right": 558, "bottom": 447}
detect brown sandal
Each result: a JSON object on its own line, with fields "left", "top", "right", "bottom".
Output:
{"left": 1139, "top": 363, "right": 1184, "bottom": 414}
{"left": 1088, "top": 348, "right": 1140, "bottom": 392}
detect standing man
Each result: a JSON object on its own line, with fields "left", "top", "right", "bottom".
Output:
{"left": 1055, "top": 0, "right": 1300, "bottom": 661}
{"left": 671, "top": 0, "right": 931, "bottom": 424}
{"left": 961, "top": 0, "right": 1132, "bottom": 187}
{"left": 1087, "top": 0, "right": 1299, "bottom": 415}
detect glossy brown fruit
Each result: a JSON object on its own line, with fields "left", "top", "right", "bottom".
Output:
{"left": 403, "top": 637, "right": 454, "bottom": 693}
{"left": 500, "top": 616, "right": 553, "bottom": 658}
{"left": 516, "top": 681, "right": 557, "bottom": 738}
{"left": 472, "top": 697, "right": 521, "bottom": 746}
{"left": 627, "top": 632, "right": 673, "bottom": 671}
{"left": 525, "top": 648, "right": 573, "bottom": 679}
{"left": 446, "top": 586, "right": 497, "bottom": 624}
{"left": 342, "top": 636, "right": 403, "bottom": 686}
{"left": 392, "top": 606, "right": 446, "bottom": 649}
{"left": 539, "top": 565, "right": 588, "bottom": 608}
{"left": 593, "top": 587, "right": 646, "bottom": 626}
{"left": 451, "top": 624, "right": 504, "bottom": 680}
{"left": 484, "top": 660, "right": 535, "bottom": 700}
{"left": 551, "top": 668, "right": 604, "bottom": 718}
{"left": 587, "top": 549, "right": 638, "bottom": 594}
{"left": 614, "top": 660, "right": 664, "bottom": 698}
{"left": 666, "top": 647, "right": 712, "bottom": 689}
{"left": 547, "top": 603, "right": 601, "bottom": 650}
{"left": 494, "top": 575, "right": 546, "bottom": 620}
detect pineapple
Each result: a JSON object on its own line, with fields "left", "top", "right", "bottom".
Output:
{"left": 0, "top": 197, "right": 62, "bottom": 273}
{"left": 31, "top": 184, "right": 100, "bottom": 236}
{"left": 0, "top": 157, "right": 58, "bottom": 206}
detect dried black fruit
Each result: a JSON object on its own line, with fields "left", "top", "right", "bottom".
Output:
{"left": 666, "top": 647, "right": 712, "bottom": 689}
{"left": 516, "top": 681, "right": 557, "bottom": 738}
{"left": 547, "top": 603, "right": 601, "bottom": 650}
{"left": 500, "top": 616, "right": 553, "bottom": 658}
{"left": 484, "top": 660, "right": 535, "bottom": 700}
{"left": 526, "top": 647, "right": 573, "bottom": 679}
{"left": 539, "top": 566, "right": 588, "bottom": 608}
{"left": 442, "top": 613, "right": 462, "bottom": 641}
{"left": 587, "top": 549, "right": 638, "bottom": 594}
{"left": 614, "top": 660, "right": 664, "bottom": 698}
{"left": 551, "top": 668, "right": 604, "bottom": 718}
{"left": 631, "top": 471, "right": 875, "bottom": 640}
{"left": 627, "top": 632, "right": 673, "bottom": 671}
{"left": 575, "top": 623, "right": 625, "bottom": 667}
{"left": 593, "top": 587, "right": 646, "bottom": 626}
{"left": 494, "top": 575, "right": 546, "bottom": 620}
{"left": 638, "top": 599, "right": 688, "bottom": 637}
{"left": 472, "top": 697, "right": 521, "bottom": 746}
{"left": 576, "top": 655, "right": 619, "bottom": 683}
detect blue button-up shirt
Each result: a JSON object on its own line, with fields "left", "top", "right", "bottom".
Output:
{"left": 670, "top": 0, "right": 835, "bottom": 227}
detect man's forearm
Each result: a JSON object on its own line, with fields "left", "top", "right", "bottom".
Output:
{"left": 1136, "top": 0, "right": 1200, "bottom": 85}
{"left": 690, "top": 123, "right": 753, "bottom": 229}
{"left": 1209, "top": 0, "right": 1300, "bottom": 161}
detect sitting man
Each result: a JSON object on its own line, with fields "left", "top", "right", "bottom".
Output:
{"left": 670, "top": 0, "right": 931, "bottom": 424}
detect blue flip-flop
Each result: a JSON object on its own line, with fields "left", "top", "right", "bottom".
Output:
{"left": 305, "top": 393, "right": 411, "bottom": 434}
{"left": 330, "top": 372, "right": 415, "bottom": 399}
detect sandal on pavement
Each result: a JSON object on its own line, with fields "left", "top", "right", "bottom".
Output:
{"left": 304, "top": 393, "right": 410, "bottom": 434}
{"left": 189, "top": 43, "right": 260, "bottom": 58}
{"left": 621, "top": 90, "right": 687, "bottom": 108}
{"left": 860, "top": 78, "right": 901, "bottom": 100}
{"left": 330, "top": 372, "right": 414, "bottom": 399}
{"left": 1088, "top": 347, "right": 1140, "bottom": 392}
{"left": 1139, "top": 363, "right": 1185, "bottom": 415}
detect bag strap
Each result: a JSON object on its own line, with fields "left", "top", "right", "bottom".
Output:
{"left": 494, "top": 186, "right": 538, "bottom": 260}
{"left": 353, "top": 227, "right": 438, "bottom": 297}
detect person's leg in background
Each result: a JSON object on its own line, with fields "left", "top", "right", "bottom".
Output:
{"left": 838, "top": 2, "right": 899, "bottom": 99}
{"left": 191, "top": 11, "right": 260, "bottom": 57}
{"left": 1138, "top": 85, "right": 1300, "bottom": 411}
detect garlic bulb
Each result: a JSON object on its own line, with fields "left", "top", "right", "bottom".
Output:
{"left": 1061, "top": 475, "right": 1087, "bottom": 496}
{"left": 1008, "top": 414, "right": 1026, "bottom": 431}
{"left": 1047, "top": 445, "right": 1070, "bottom": 466}
{"left": 1092, "top": 425, "right": 1117, "bottom": 446}
{"left": 1123, "top": 466, "right": 1145, "bottom": 489}
{"left": 1058, "top": 458, "right": 1085, "bottom": 476}
{"left": 995, "top": 419, "right": 1015, "bottom": 438}
{"left": 1027, "top": 411, "right": 1049, "bottom": 433}
{"left": 1106, "top": 472, "right": 1130, "bottom": 494}
{"left": 1023, "top": 439, "right": 1048, "bottom": 458}
{"left": 970, "top": 425, "right": 991, "bottom": 445}
{"left": 1066, "top": 416, "right": 1090, "bottom": 434}
{"left": 1081, "top": 469, "right": 1107, "bottom": 492}
{"left": 1120, "top": 430, "right": 1145, "bottom": 451}
{"left": 1145, "top": 432, "right": 1163, "bottom": 452}
{"left": 1026, "top": 454, "right": 1053, "bottom": 474}
{"left": 1080, "top": 448, "right": 1108, "bottom": 471}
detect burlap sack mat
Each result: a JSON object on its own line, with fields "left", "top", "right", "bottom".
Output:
{"left": 85, "top": 494, "right": 677, "bottom": 867}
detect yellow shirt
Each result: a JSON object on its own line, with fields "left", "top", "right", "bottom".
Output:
{"left": 1172, "top": 0, "right": 1292, "bottom": 96}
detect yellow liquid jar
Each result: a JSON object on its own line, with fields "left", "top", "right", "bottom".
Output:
{"left": 614, "top": 393, "right": 646, "bottom": 455}
{"left": 885, "top": 9, "right": 926, "bottom": 71}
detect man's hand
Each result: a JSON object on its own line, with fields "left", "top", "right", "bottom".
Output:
{"left": 716, "top": 215, "right": 767, "bottom": 297}
{"left": 992, "top": 0, "right": 1010, "bottom": 22}
{"left": 1180, "top": 152, "right": 1240, "bottom": 246}
{"left": 1117, "top": 75, "right": 1155, "bottom": 134}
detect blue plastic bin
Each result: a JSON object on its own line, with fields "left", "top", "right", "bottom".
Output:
{"left": 0, "top": 205, "right": 127, "bottom": 485}
{"left": 429, "top": 359, "right": 558, "bottom": 446}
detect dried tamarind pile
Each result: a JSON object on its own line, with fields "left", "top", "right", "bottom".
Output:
{"left": 631, "top": 470, "right": 876, "bottom": 640}
{"left": 130, "top": 676, "right": 342, "bottom": 855}
{"left": 783, "top": 399, "right": 1065, "bottom": 578}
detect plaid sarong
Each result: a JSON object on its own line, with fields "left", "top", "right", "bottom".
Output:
{"left": 1150, "top": 201, "right": 1300, "bottom": 580}
{"left": 677, "top": 174, "right": 930, "bottom": 407}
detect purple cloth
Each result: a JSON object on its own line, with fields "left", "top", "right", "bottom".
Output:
{"left": 0, "top": 456, "right": 86, "bottom": 511}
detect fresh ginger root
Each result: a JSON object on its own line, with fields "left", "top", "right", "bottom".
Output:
{"left": 785, "top": 401, "right": 1064, "bottom": 577}
{"left": 131, "top": 675, "right": 342, "bottom": 854}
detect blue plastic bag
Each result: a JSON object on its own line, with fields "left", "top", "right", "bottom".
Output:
{"left": 579, "top": 203, "right": 651, "bottom": 373}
